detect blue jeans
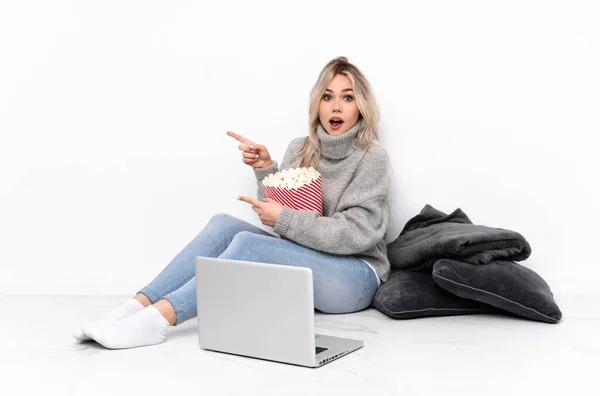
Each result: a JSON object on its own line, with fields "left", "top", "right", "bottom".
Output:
{"left": 138, "top": 213, "right": 379, "bottom": 326}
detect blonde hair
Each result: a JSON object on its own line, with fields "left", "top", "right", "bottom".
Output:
{"left": 292, "top": 56, "right": 385, "bottom": 170}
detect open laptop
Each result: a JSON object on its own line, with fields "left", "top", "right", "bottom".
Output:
{"left": 194, "top": 256, "right": 364, "bottom": 368}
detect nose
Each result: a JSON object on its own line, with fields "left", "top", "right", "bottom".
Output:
{"left": 333, "top": 99, "right": 342, "bottom": 113}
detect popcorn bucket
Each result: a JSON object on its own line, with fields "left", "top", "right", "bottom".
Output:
{"left": 262, "top": 167, "right": 324, "bottom": 239}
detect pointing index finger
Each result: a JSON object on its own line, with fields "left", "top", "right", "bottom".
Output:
{"left": 226, "top": 131, "right": 252, "bottom": 146}
{"left": 237, "top": 196, "right": 262, "bottom": 206}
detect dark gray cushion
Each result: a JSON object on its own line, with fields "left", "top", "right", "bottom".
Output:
{"left": 372, "top": 270, "right": 498, "bottom": 319}
{"left": 386, "top": 204, "right": 532, "bottom": 272}
{"left": 432, "top": 259, "right": 562, "bottom": 324}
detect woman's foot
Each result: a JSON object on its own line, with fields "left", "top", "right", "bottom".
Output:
{"left": 72, "top": 297, "right": 147, "bottom": 341}
{"left": 85, "top": 305, "right": 171, "bottom": 349}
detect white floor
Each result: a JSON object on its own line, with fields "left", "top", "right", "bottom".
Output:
{"left": 2, "top": 293, "right": 599, "bottom": 396}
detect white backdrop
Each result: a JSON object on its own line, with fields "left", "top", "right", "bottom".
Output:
{"left": 1, "top": 0, "right": 598, "bottom": 295}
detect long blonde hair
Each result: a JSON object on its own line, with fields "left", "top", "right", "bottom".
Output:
{"left": 292, "top": 56, "right": 384, "bottom": 170}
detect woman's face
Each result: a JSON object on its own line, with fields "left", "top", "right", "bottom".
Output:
{"left": 318, "top": 74, "right": 360, "bottom": 136}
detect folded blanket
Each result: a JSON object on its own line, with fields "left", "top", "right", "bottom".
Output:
{"left": 386, "top": 204, "right": 532, "bottom": 271}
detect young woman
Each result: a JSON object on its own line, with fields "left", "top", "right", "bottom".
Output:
{"left": 73, "top": 56, "right": 391, "bottom": 349}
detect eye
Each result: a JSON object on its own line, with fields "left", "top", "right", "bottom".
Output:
{"left": 323, "top": 94, "right": 331, "bottom": 101}
{"left": 344, "top": 95, "right": 354, "bottom": 101}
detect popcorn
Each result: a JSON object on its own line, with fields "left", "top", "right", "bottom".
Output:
{"left": 262, "top": 167, "right": 324, "bottom": 225}
{"left": 263, "top": 167, "right": 321, "bottom": 190}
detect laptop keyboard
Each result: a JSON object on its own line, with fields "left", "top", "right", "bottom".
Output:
{"left": 316, "top": 346, "right": 328, "bottom": 354}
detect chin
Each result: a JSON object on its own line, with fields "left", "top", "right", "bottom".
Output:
{"left": 331, "top": 125, "right": 349, "bottom": 136}
{"left": 321, "top": 123, "right": 341, "bottom": 135}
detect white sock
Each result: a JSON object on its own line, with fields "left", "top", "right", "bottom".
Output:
{"left": 73, "top": 298, "right": 145, "bottom": 341}
{"left": 85, "top": 306, "right": 171, "bottom": 349}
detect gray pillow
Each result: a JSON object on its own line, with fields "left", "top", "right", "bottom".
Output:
{"left": 372, "top": 270, "right": 498, "bottom": 319}
{"left": 432, "top": 259, "right": 562, "bottom": 324}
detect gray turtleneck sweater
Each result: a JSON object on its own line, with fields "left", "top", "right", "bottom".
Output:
{"left": 253, "top": 121, "right": 391, "bottom": 283}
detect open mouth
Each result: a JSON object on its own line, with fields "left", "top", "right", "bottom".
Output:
{"left": 329, "top": 117, "right": 344, "bottom": 128}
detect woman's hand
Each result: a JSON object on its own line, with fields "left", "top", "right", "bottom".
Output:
{"left": 237, "top": 196, "right": 284, "bottom": 227}
{"left": 226, "top": 131, "right": 273, "bottom": 169}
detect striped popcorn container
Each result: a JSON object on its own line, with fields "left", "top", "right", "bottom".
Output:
{"left": 262, "top": 167, "right": 323, "bottom": 239}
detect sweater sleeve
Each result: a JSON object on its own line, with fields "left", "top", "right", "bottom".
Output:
{"left": 253, "top": 137, "right": 304, "bottom": 201}
{"left": 273, "top": 147, "right": 391, "bottom": 255}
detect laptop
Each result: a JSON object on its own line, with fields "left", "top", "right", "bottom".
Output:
{"left": 194, "top": 256, "right": 364, "bottom": 368}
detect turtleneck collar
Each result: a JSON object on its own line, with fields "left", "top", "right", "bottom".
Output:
{"left": 316, "top": 119, "right": 361, "bottom": 160}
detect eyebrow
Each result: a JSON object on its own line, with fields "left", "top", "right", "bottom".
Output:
{"left": 325, "top": 88, "right": 354, "bottom": 93}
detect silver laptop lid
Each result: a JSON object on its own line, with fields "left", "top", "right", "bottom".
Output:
{"left": 195, "top": 257, "right": 316, "bottom": 366}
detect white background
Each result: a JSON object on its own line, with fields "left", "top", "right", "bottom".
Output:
{"left": 1, "top": 0, "right": 598, "bottom": 294}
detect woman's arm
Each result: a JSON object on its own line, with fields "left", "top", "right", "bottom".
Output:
{"left": 273, "top": 146, "right": 390, "bottom": 254}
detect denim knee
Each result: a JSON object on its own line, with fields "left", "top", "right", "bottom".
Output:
{"left": 207, "top": 212, "right": 236, "bottom": 227}
{"left": 230, "top": 230, "right": 257, "bottom": 242}
{"left": 225, "top": 231, "right": 260, "bottom": 254}
{"left": 202, "top": 213, "right": 250, "bottom": 241}
{"left": 205, "top": 213, "right": 263, "bottom": 236}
